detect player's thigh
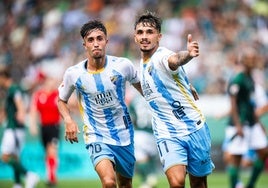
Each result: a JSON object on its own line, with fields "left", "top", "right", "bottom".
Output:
{"left": 165, "top": 164, "right": 187, "bottom": 186}
{"left": 96, "top": 159, "right": 116, "bottom": 182}
{"left": 256, "top": 147, "right": 268, "bottom": 161}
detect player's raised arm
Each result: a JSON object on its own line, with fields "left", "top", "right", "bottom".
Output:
{"left": 168, "top": 34, "right": 199, "bottom": 71}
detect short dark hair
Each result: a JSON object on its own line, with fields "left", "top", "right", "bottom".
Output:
{"left": 80, "top": 20, "right": 107, "bottom": 39}
{"left": 0, "top": 67, "right": 11, "bottom": 78}
{"left": 134, "top": 11, "right": 162, "bottom": 32}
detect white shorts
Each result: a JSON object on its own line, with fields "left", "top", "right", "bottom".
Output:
{"left": 225, "top": 123, "right": 268, "bottom": 155}
{"left": 134, "top": 130, "right": 158, "bottom": 161}
{"left": 1, "top": 128, "right": 25, "bottom": 155}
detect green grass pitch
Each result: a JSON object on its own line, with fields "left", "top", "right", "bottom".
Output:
{"left": 1, "top": 171, "right": 268, "bottom": 188}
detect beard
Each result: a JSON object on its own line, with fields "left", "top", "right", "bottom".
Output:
{"left": 140, "top": 48, "right": 152, "bottom": 53}
{"left": 92, "top": 51, "right": 103, "bottom": 59}
{"left": 93, "top": 54, "right": 103, "bottom": 59}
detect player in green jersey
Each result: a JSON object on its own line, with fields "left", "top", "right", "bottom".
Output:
{"left": 225, "top": 47, "right": 268, "bottom": 188}
{"left": 0, "top": 67, "right": 39, "bottom": 188}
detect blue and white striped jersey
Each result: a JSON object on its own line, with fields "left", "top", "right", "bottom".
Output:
{"left": 140, "top": 47, "right": 205, "bottom": 140}
{"left": 58, "top": 55, "right": 140, "bottom": 146}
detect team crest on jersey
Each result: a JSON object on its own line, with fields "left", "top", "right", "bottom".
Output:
{"left": 148, "top": 65, "right": 153, "bottom": 76}
{"left": 110, "top": 75, "right": 118, "bottom": 85}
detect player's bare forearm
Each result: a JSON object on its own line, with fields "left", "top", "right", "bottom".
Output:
{"left": 58, "top": 99, "right": 80, "bottom": 143}
{"left": 178, "top": 51, "right": 193, "bottom": 65}
{"left": 58, "top": 99, "right": 72, "bottom": 122}
{"left": 168, "top": 51, "right": 192, "bottom": 70}
{"left": 169, "top": 34, "right": 199, "bottom": 70}
{"left": 0, "top": 108, "right": 5, "bottom": 125}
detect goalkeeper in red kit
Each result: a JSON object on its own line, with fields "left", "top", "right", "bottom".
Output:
{"left": 29, "top": 71, "right": 61, "bottom": 187}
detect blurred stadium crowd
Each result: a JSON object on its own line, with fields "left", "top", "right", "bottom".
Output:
{"left": 0, "top": 0, "right": 267, "bottom": 95}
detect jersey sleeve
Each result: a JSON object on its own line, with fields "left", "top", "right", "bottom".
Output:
{"left": 155, "top": 47, "right": 176, "bottom": 73}
{"left": 123, "top": 58, "right": 140, "bottom": 84}
{"left": 58, "top": 68, "right": 75, "bottom": 102}
{"left": 228, "top": 75, "right": 241, "bottom": 96}
{"left": 14, "top": 89, "right": 24, "bottom": 102}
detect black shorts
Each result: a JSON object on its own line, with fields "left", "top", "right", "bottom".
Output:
{"left": 41, "top": 124, "right": 60, "bottom": 148}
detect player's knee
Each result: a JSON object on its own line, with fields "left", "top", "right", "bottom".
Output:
{"left": 166, "top": 167, "right": 186, "bottom": 188}
{"left": 170, "top": 182, "right": 185, "bottom": 188}
{"left": 102, "top": 177, "right": 117, "bottom": 188}
{"left": 1, "top": 154, "right": 10, "bottom": 163}
{"left": 168, "top": 176, "right": 185, "bottom": 188}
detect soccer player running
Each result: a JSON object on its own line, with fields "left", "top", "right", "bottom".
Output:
{"left": 0, "top": 67, "right": 39, "bottom": 188}
{"left": 57, "top": 20, "right": 142, "bottom": 188}
{"left": 29, "top": 71, "right": 61, "bottom": 187}
{"left": 134, "top": 11, "right": 214, "bottom": 188}
{"left": 225, "top": 47, "right": 268, "bottom": 188}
